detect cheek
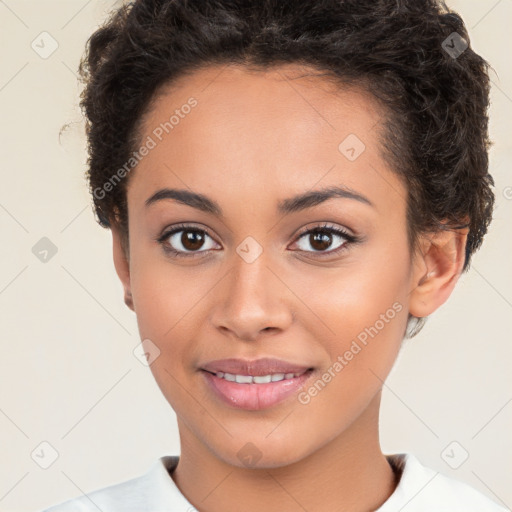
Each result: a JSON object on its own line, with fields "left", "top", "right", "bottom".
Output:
{"left": 128, "top": 247, "right": 215, "bottom": 390}
{"left": 131, "top": 269, "right": 201, "bottom": 350}
{"left": 129, "top": 259, "right": 201, "bottom": 407}
{"left": 294, "top": 238, "right": 411, "bottom": 340}
{"left": 292, "top": 273, "right": 409, "bottom": 438}
{"left": 294, "top": 238, "right": 411, "bottom": 392}
{"left": 129, "top": 238, "right": 196, "bottom": 333}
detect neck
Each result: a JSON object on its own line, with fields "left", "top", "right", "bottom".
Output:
{"left": 171, "top": 392, "right": 398, "bottom": 512}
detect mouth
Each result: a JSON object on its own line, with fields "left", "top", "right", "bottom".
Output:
{"left": 199, "top": 359, "right": 315, "bottom": 410}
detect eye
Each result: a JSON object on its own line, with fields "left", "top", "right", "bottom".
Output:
{"left": 156, "top": 222, "right": 360, "bottom": 260}
{"left": 156, "top": 223, "right": 219, "bottom": 259}
{"left": 291, "top": 222, "right": 358, "bottom": 257}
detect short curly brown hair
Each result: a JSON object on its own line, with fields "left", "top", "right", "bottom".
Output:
{"left": 77, "top": 0, "right": 494, "bottom": 298}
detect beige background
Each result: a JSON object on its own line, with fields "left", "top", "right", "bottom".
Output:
{"left": 0, "top": 1, "right": 511, "bottom": 510}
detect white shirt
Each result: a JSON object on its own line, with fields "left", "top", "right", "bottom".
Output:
{"left": 41, "top": 452, "right": 508, "bottom": 511}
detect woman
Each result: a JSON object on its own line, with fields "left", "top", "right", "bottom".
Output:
{"left": 42, "top": 0, "right": 506, "bottom": 510}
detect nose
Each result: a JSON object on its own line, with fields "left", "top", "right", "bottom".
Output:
{"left": 210, "top": 250, "right": 294, "bottom": 342}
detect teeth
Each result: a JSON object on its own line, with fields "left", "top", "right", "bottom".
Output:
{"left": 235, "top": 374, "right": 253, "bottom": 384}
{"left": 214, "top": 371, "right": 304, "bottom": 384}
{"left": 253, "top": 375, "right": 272, "bottom": 384}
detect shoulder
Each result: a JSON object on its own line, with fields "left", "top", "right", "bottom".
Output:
{"left": 39, "top": 456, "right": 180, "bottom": 512}
{"left": 378, "top": 452, "right": 508, "bottom": 512}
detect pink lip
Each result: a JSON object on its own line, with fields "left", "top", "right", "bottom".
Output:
{"left": 201, "top": 357, "right": 312, "bottom": 376}
{"left": 201, "top": 368, "right": 314, "bottom": 411}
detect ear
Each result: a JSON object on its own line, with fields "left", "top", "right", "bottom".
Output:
{"left": 111, "top": 224, "right": 134, "bottom": 311}
{"left": 408, "top": 226, "right": 469, "bottom": 318}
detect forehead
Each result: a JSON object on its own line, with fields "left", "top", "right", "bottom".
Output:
{"left": 128, "top": 63, "right": 404, "bottom": 216}
{"left": 139, "top": 63, "right": 384, "bottom": 152}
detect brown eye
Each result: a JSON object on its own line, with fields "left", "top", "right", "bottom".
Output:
{"left": 158, "top": 224, "right": 219, "bottom": 258}
{"left": 292, "top": 223, "right": 358, "bottom": 258}
{"left": 308, "top": 231, "right": 333, "bottom": 251}
{"left": 180, "top": 230, "right": 206, "bottom": 251}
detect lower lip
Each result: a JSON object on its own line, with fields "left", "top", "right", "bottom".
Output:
{"left": 201, "top": 369, "right": 314, "bottom": 410}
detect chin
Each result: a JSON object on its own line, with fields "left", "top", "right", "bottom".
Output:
{"left": 206, "top": 433, "right": 315, "bottom": 470}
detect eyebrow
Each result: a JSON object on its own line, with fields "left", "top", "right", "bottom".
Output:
{"left": 144, "top": 185, "right": 373, "bottom": 217}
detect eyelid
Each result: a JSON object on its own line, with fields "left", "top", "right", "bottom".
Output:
{"left": 158, "top": 222, "right": 216, "bottom": 240}
{"left": 293, "top": 221, "right": 355, "bottom": 240}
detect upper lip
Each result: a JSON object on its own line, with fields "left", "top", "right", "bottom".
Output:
{"left": 201, "top": 358, "right": 313, "bottom": 376}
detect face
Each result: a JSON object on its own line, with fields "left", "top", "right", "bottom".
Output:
{"left": 116, "top": 64, "right": 425, "bottom": 468}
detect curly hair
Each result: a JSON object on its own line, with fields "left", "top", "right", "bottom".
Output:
{"left": 77, "top": 0, "right": 494, "bottom": 334}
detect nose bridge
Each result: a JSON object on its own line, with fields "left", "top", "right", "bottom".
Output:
{"left": 211, "top": 240, "right": 292, "bottom": 340}
{"left": 232, "top": 241, "right": 270, "bottom": 297}
{"left": 228, "top": 242, "right": 276, "bottom": 314}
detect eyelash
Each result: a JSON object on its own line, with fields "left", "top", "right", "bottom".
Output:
{"left": 156, "top": 222, "right": 360, "bottom": 260}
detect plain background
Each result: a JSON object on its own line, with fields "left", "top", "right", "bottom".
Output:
{"left": 0, "top": 1, "right": 511, "bottom": 510}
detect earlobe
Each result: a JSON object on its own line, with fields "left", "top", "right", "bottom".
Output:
{"left": 408, "top": 227, "right": 469, "bottom": 319}
{"left": 111, "top": 225, "right": 134, "bottom": 312}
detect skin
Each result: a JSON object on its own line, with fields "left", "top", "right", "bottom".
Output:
{"left": 111, "top": 63, "right": 468, "bottom": 512}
